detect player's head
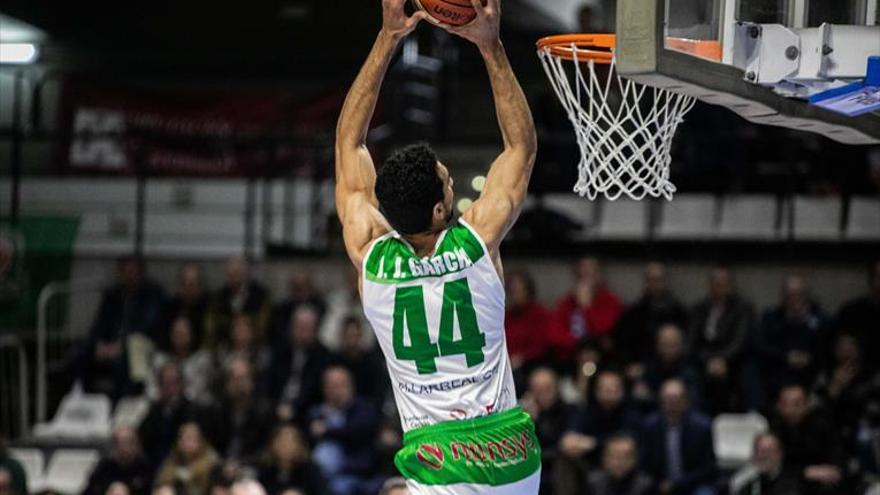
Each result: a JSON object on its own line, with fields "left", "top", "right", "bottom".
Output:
{"left": 376, "top": 143, "right": 454, "bottom": 235}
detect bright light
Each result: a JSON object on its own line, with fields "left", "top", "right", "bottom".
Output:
{"left": 0, "top": 43, "right": 38, "bottom": 64}
{"left": 581, "top": 361, "right": 597, "bottom": 377}
{"left": 470, "top": 175, "right": 486, "bottom": 192}
{"left": 456, "top": 198, "right": 473, "bottom": 213}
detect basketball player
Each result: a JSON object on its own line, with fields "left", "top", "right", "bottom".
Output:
{"left": 335, "top": 0, "right": 539, "bottom": 493}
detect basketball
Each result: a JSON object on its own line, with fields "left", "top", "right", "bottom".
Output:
{"left": 412, "top": 0, "right": 484, "bottom": 26}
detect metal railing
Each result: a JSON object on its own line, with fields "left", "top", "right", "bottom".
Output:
{"left": 0, "top": 335, "right": 29, "bottom": 439}
{"left": 35, "top": 279, "right": 105, "bottom": 424}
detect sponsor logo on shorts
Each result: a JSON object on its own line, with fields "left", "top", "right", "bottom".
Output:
{"left": 416, "top": 443, "right": 445, "bottom": 471}
{"left": 411, "top": 430, "right": 537, "bottom": 471}
{"left": 449, "top": 431, "right": 536, "bottom": 464}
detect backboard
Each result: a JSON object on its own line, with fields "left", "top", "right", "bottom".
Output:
{"left": 615, "top": 0, "right": 880, "bottom": 144}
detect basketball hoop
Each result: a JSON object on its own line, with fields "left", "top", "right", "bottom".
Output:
{"left": 537, "top": 34, "right": 696, "bottom": 201}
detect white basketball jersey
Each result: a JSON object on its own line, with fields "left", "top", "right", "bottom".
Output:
{"left": 361, "top": 219, "right": 517, "bottom": 432}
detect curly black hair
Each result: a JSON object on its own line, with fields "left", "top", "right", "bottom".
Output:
{"left": 375, "top": 143, "right": 445, "bottom": 235}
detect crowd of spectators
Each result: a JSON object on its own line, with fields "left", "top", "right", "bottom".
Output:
{"left": 4, "top": 254, "right": 877, "bottom": 495}
{"left": 509, "top": 257, "right": 880, "bottom": 495}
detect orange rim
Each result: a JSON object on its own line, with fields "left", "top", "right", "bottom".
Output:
{"left": 537, "top": 34, "right": 615, "bottom": 63}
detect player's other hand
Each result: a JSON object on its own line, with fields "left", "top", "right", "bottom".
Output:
{"left": 382, "top": 0, "right": 428, "bottom": 39}
{"left": 442, "top": 0, "right": 500, "bottom": 50}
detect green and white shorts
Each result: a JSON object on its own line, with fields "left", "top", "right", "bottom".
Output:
{"left": 394, "top": 407, "right": 542, "bottom": 494}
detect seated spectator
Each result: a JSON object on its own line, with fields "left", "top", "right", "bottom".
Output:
{"left": 504, "top": 270, "right": 552, "bottom": 375}
{"left": 149, "top": 317, "right": 214, "bottom": 405}
{"left": 139, "top": 362, "right": 198, "bottom": 469}
{"left": 271, "top": 270, "right": 326, "bottom": 347}
{"left": 84, "top": 426, "right": 152, "bottom": 495}
{"left": 204, "top": 256, "right": 270, "bottom": 350}
{"left": 756, "top": 274, "right": 829, "bottom": 396}
{"left": 640, "top": 379, "right": 717, "bottom": 495}
{"left": 586, "top": 434, "right": 655, "bottom": 495}
{"left": 836, "top": 259, "right": 880, "bottom": 373}
{"left": 557, "top": 370, "right": 641, "bottom": 495}
{"left": 155, "top": 422, "right": 220, "bottom": 495}
{"left": 634, "top": 324, "right": 702, "bottom": 409}
{"left": 268, "top": 305, "right": 334, "bottom": 423}
{"left": 688, "top": 266, "right": 754, "bottom": 415}
{"left": 320, "top": 267, "right": 372, "bottom": 352}
{"left": 80, "top": 255, "right": 166, "bottom": 400}
{"left": 730, "top": 433, "right": 801, "bottom": 495}
{"left": 0, "top": 435, "right": 26, "bottom": 495}
{"left": 307, "top": 366, "right": 381, "bottom": 495}
{"left": 770, "top": 383, "right": 845, "bottom": 495}
{"left": 216, "top": 314, "right": 271, "bottom": 380}
{"left": 814, "top": 332, "right": 874, "bottom": 444}
{"left": 336, "top": 316, "right": 388, "bottom": 403}
{"left": 201, "top": 357, "right": 271, "bottom": 465}
{"left": 164, "top": 263, "right": 209, "bottom": 348}
{"left": 256, "top": 423, "right": 322, "bottom": 495}
{"left": 561, "top": 370, "right": 641, "bottom": 462}
{"left": 522, "top": 367, "right": 573, "bottom": 495}
{"left": 615, "top": 262, "right": 687, "bottom": 370}
{"left": 550, "top": 257, "right": 622, "bottom": 364}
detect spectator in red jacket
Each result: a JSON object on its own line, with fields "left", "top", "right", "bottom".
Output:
{"left": 550, "top": 257, "right": 622, "bottom": 365}
{"left": 504, "top": 270, "right": 552, "bottom": 374}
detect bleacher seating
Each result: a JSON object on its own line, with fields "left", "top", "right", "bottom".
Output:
{"left": 655, "top": 194, "right": 717, "bottom": 239}
{"left": 31, "top": 449, "right": 101, "bottom": 495}
{"left": 791, "top": 195, "right": 843, "bottom": 241}
{"left": 32, "top": 389, "right": 112, "bottom": 440}
{"left": 846, "top": 197, "right": 880, "bottom": 241}
{"left": 8, "top": 448, "right": 44, "bottom": 492}
{"left": 718, "top": 196, "right": 779, "bottom": 240}
{"left": 595, "top": 199, "right": 649, "bottom": 240}
{"left": 712, "top": 412, "right": 769, "bottom": 469}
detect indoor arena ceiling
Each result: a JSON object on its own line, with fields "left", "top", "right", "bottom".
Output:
{"left": 0, "top": 1, "right": 562, "bottom": 77}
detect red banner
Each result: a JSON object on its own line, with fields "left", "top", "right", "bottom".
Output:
{"left": 60, "top": 79, "right": 343, "bottom": 177}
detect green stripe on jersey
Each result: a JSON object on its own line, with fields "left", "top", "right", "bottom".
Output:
{"left": 365, "top": 223, "right": 485, "bottom": 284}
{"left": 394, "top": 407, "right": 541, "bottom": 486}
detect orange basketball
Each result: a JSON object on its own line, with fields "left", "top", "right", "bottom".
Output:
{"left": 412, "top": 0, "right": 483, "bottom": 26}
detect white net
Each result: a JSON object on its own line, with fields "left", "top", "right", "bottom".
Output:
{"left": 538, "top": 43, "right": 696, "bottom": 201}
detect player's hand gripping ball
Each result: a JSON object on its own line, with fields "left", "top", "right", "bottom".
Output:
{"left": 412, "top": 0, "right": 488, "bottom": 26}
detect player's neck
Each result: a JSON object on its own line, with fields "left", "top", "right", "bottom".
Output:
{"left": 402, "top": 230, "right": 444, "bottom": 258}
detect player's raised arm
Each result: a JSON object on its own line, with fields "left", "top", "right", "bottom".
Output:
{"left": 335, "top": 0, "right": 427, "bottom": 263}
{"left": 443, "top": 0, "right": 537, "bottom": 251}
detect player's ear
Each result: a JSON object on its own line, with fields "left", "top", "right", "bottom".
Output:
{"left": 432, "top": 201, "right": 445, "bottom": 220}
